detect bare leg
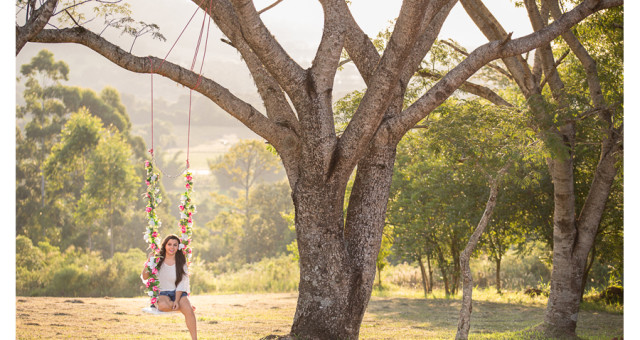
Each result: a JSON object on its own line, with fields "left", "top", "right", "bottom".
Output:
{"left": 157, "top": 295, "right": 173, "bottom": 312}
{"left": 179, "top": 297, "right": 197, "bottom": 340}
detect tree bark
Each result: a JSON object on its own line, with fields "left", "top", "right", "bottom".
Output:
{"left": 290, "top": 141, "right": 397, "bottom": 339}
{"left": 456, "top": 176, "right": 501, "bottom": 340}
{"left": 418, "top": 256, "right": 428, "bottom": 298}
{"left": 16, "top": 0, "right": 58, "bottom": 54}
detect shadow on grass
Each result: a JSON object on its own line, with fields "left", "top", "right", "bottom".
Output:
{"left": 366, "top": 297, "right": 544, "bottom": 333}
{"left": 365, "top": 297, "right": 623, "bottom": 339}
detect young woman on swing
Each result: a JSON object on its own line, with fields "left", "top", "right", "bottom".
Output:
{"left": 141, "top": 235, "right": 197, "bottom": 340}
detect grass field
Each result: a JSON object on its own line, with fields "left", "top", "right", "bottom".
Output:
{"left": 16, "top": 292, "right": 623, "bottom": 339}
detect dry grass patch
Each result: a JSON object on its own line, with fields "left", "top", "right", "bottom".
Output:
{"left": 16, "top": 293, "right": 622, "bottom": 339}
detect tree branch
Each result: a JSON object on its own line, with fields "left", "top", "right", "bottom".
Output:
{"left": 333, "top": 0, "right": 430, "bottom": 180}
{"left": 28, "top": 26, "right": 295, "bottom": 149}
{"left": 16, "top": 0, "right": 58, "bottom": 54}
{"left": 398, "top": 0, "right": 458, "bottom": 84}
{"left": 417, "top": 70, "right": 514, "bottom": 107}
{"left": 257, "top": 0, "right": 284, "bottom": 14}
{"left": 460, "top": 0, "right": 539, "bottom": 97}
{"left": 539, "top": 49, "right": 570, "bottom": 89}
{"left": 546, "top": 0, "right": 609, "bottom": 121}
{"left": 64, "top": 9, "right": 81, "bottom": 27}
{"left": 207, "top": 0, "right": 300, "bottom": 135}
{"left": 385, "top": 0, "right": 623, "bottom": 139}
{"left": 228, "top": 0, "right": 308, "bottom": 109}
{"left": 524, "top": 0, "right": 566, "bottom": 101}
{"left": 440, "top": 39, "right": 514, "bottom": 80}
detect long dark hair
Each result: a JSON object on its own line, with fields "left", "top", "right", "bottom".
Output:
{"left": 156, "top": 234, "right": 187, "bottom": 287}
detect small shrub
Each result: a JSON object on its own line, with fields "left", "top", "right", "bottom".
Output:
{"left": 598, "top": 285, "right": 623, "bottom": 305}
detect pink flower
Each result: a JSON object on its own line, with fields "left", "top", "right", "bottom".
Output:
{"left": 146, "top": 193, "right": 150, "bottom": 198}
{"left": 187, "top": 248, "right": 192, "bottom": 253}
{"left": 145, "top": 207, "right": 152, "bottom": 213}
{"left": 188, "top": 218, "right": 192, "bottom": 223}
{"left": 151, "top": 297, "right": 157, "bottom": 304}
{"left": 152, "top": 231, "right": 158, "bottom": 237}
{"left": 188, "top": 212, "right": 192, "bottom": 217}
{"left": 149, "top": 278, "right": 155, "bottom": 283}
{"left": 179, "top": 205, "right": 184, "bottom": 211}
{"left": 145, "top": 160, "right": 150, "bottom": 167}
{"left": 186, "top": 175, "right": 192, "bottom": 181}
{"left": 181, "top": 226, "right": 186, "bottom": 233}
{"left": 146, "top": 281, "right": 150, "bottom": 288}
{"left": 150, "top": 244, "right": 156, "bottom": 250}
{"left": 152, "top": 268, "right": 158, "bottom": 275}
{"left": 152, "top": 286, "right": 158, "bottom": 292}
{"left": 186, "top": 183, "right": 191, "bottom": 189}
{"left": 145, "top": 180, "right": 150, "bottom": 186}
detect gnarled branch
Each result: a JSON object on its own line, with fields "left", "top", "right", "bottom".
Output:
{"left": 16, "top": 0, "right": 59, "bottom": 54}
{"left": 417, "top": 70, "right": 514, "bottom": 107}
{"left": 29, "top": 26, "right": 294, "bottom": 149}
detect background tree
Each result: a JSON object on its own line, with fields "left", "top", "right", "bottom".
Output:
{"left": 16, "top": 49, "right": 68, "bottom": 243}
{"left": 17, "top": 50, "right": 159, "bottom": 254}
{"left": 44, "top": 109, "right": 103, "bottom": 249}
{"left": 79, "top": 129, "right": 137, "bottom": 257}
{"left": 209, "top": 140, "right": 282, "bottom": 262}
{"left": 20, "top": 0, "right": 621, "bottom": 337}
{"left": 374, "top": 230, "right": 393, "bottom": 288}
{"left": 459, "top": 0, "right": 623, "bottom": 335}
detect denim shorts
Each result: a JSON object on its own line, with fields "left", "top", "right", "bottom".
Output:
{"left": 159, "top": 290, "right": 176, "bottom": 301}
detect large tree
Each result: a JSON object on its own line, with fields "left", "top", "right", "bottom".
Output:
{"left": 17, "top": 0, "right": 622, "bottom": 338}
{"left": 458, "top": 0, "right": 623, "bottom": 336}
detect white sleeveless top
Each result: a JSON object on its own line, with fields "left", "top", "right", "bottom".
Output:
{"left": 157, "top": 262, "right": 190, "bottom": 293}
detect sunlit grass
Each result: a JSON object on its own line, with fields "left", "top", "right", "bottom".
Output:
{"left": 16, "top": 292, "right": 622, "bottom": 339}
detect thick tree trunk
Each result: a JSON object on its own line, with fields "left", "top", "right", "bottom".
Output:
{"left": 290, "top": 143, "right": 396, "bottom": 339}
{"left": 418, "top": 256, "right": 428, "bottom": 298}
{"left": 291, "top": 179, "right": 352, "bottom": 339}
{"left": 542, "top": 149, "right": 583, "bottom": 337}
{"left": 542, "top": 137, "right": 620, "bottom": 337}
{"left": 343, "top": 143, "right": 397, "bottom": 337}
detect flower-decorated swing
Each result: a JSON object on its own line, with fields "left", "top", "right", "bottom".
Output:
{"left": 140, "top": 0, "right": 212, "bottom": 314}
